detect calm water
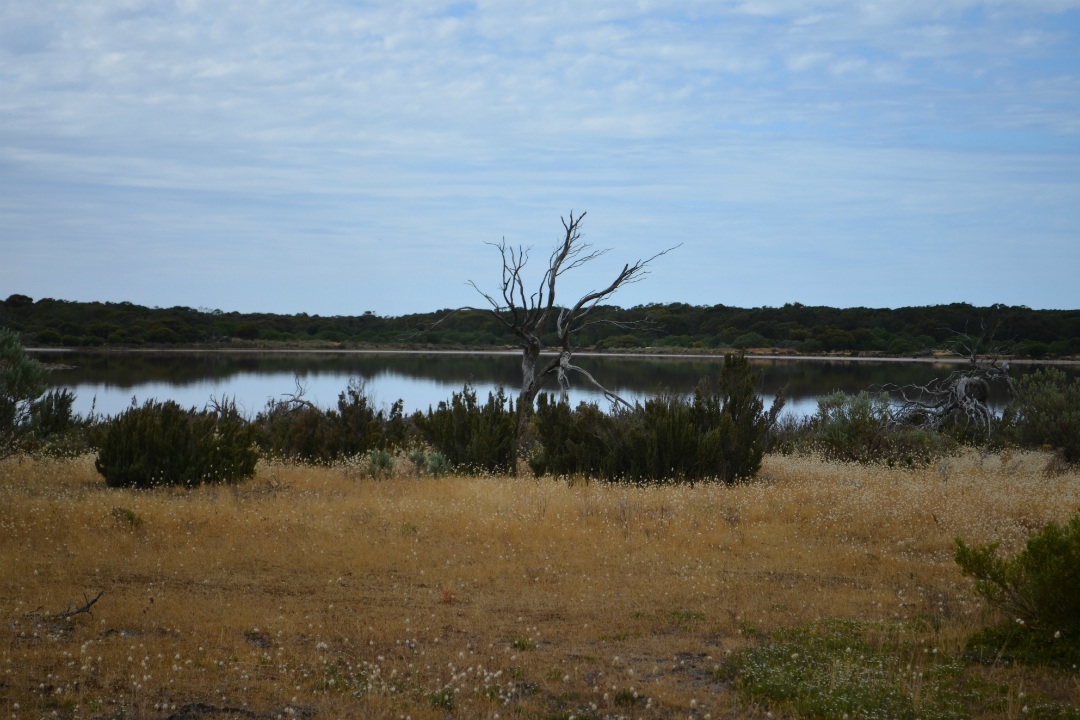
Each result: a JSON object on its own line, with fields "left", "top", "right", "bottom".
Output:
{"left": 30, "top": 350, "right": 1062, "bottom": 420}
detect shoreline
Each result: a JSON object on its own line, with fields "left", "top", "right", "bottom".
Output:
{"left": 26, "top": 344, "right": 1080, "bottom": 366}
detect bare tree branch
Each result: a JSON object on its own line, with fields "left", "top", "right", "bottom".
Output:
{"left": 51, "top": 590, "right": 105, "bottom": 620}
{"left": 273, "top": 376, "right": 319, "bottom": 412}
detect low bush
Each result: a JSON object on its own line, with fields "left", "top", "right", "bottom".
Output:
{"left": 25, "top": 388, "right": 96, "bottom": 458}
{"left": 784, "top": 390, "right": 954, "bottom": 466}
{"left": 255, "top": 379, "right": 408, "bottom": 462}
{"left": 955, "top": 510, "right": 1080, "bottom": 666}
{"left": 367, "top": 448, "right": 395, "bottom": 479}
{"left": 406, "top": 448, "right": 452, "bottom": 477}
{"left": 1004, "top": 367, "right": 1080, "bottom": 464}
{"left": 95, "top": 399, "right": 258, "bottom": 488}
{"left": 529, "top": 354, "right": 781, "bottom": 483}
{"left": 413, "top": 385, "right": 517, "bottom": 474}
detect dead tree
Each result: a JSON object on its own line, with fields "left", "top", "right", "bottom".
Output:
{"left": 886, "top": 319, "right": 1015, "bottom": 437}
{"left": 460, "top": 211, "right": 676, "bottom": 436}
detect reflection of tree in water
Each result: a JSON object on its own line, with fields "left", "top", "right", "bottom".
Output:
{"left": 33, "top": 351, "right": 1071, "bottom": 414}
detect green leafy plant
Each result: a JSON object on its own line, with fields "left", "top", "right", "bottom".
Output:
{"left": 425, "top": 451, "right": 451, "bottom": 477}
{"left": 1004, "top": 368, "right": 1080, "bottom": 465}
{"left": 27, "top": 388, "right": 95, "bottom": 458}
{"left": 0, "top": 327, "right": 47, "bottom": 458}
{"left": 807, "top": 390, "right": 953, "bottom": 466}
{"left": 95, "top": 398, "right": 258, "bottom": 488}
{"left": 366, "top": 448, "right": 395, "bottom": 479}
{"left": 955, "top": 510, "right": 1080, "bottom": 665}
{"left": 255, "top": 379, "right": 408, "bottom": 463}
{"left": 529, "top": 354, "right": 782, "bottom": 483}
{"left": 406, "top": 448, "right": 427, "bottom": 475}
{"left": 413, "top": 385, "right": 517, "bottom": 474}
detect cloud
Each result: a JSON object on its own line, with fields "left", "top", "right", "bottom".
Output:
{"left": 1, "top": 0, "right": 1078, "bottom": 314}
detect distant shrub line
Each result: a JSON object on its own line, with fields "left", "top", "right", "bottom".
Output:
{"left": 4, "top": 294, "right": 1079, "bottom": 358}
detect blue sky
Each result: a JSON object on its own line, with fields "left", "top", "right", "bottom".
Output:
{"left": 2, "top": 1, "right": 1078, "bottom": 316}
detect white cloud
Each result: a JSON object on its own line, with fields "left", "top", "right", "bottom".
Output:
{"left": 1, "top": 0, "right": 1078, "bottom": 313}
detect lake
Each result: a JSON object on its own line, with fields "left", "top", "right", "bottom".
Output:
{"left": 29, "top": 349, "right": 1065, "bottom": 421}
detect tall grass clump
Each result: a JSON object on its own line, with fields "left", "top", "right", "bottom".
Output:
{"left": 956, "top": 509, "right": 1080, "bottom": 666}
{"left": 530, "top": 353, "right": 781, "bottom": 483}
{"left": 95, "top": 398, "right": 257, "bottom": 487}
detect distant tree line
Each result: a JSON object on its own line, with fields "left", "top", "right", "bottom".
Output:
{"left": 2, "top": 294, "right": 1079, "bottom": 358}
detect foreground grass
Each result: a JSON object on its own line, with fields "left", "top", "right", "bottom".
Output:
{"left": 1, "top": 451, "right": 1078, "bottom": 719}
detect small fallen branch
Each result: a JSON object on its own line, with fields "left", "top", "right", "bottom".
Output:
{"left": 52, "top": 590, "right": 104, "bottom": 620}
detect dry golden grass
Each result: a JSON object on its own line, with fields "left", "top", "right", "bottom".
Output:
{"left": 1, "top": 450, "right": 1078, "bottom": 719}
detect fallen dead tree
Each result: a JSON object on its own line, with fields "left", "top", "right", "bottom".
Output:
{"left": 884, "top": 321, "right": 1015, "bottom": 438}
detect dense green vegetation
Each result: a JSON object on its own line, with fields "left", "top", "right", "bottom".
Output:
{"left": 4, "top": 294, "right": 1079, "bottom": 357}
{"left": 529, "top": 353, "right": 782, "bottom": 483}
{"left": 772, "top": 390, "right": 957, "bottom": 466}
{"left": 95, "top": 398, "right": 258, "bottom": 488}
{"left": 956, "top": 509, "right": 1080, "bottom": 667}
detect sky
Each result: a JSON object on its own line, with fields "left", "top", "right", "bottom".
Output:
{"left": 2, "top": 1, "right": 1079, "bottom": 317}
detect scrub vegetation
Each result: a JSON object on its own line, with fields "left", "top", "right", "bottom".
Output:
{"left": 4, "top": 292, "right": 1080, "bottom": 359}
{"left": 2, "top": 451, "right": 1078, "bottom": 719}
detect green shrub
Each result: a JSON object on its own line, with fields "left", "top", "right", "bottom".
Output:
{"left": 0, "top": 327, "right": 47, "bottom": 458}
{"left": 530, "top": 354, "right": 780, "bottom": 483}
{"left": 255, "top": 379, "right": 407, "bottom": 463}
{"left": 413, "top": 385, "right": 516, "bottom": 473}
{"left": 955, "top": 510, "right": 1080, "bottom": 665}
{"left": 528, "top": 396, "right": 612, "bottom": 479}
{"left": 407, "top": 448, "right": 427, "bottom": 475}
{"left": 809, "top": 391, "right": 952, "bottom": 466}
{"left": 1004, "top": 368, "right": 1080, "bottom": 464}
{"left": 426, "top": 451, "right": 452, "bottom": 477}
{"left": 95, "top": 399, "right": 258, "bottom": 488}
{"left": 367, "top": 448, "right": 395, "bottom": 478}
{"left": 25, "top": 388, "right": 96, "bottom": 458}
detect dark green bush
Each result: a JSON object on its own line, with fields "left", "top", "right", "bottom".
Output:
{"left": 1, "top": 327, "right": 47, "bottom": 458}
{"left": 530, "top": 354, "right": 780, "bottom": 483}
{"left": 26, "top": 388, "right": 96, "bottom": 458}
{"left": 1004, "top": 368, "right": 1080, "bottom": 464}
{"left": 255, "top": 379, "right": 407, "bottom": 463}
{"left": 803, "top": 391, "right": 953, "bottom": 466}
{"left": 95, "top": 399, "right": 258, "bottom": 488}
{"left": 413, "top": 385, "right": 517, "bottom": 473}
{"left": 30, "top": 387, "right": 79, "bottom": 437}
{"left": 956, "top": 510, "right": 1080, "bottom": 665}
{"left": 528, "top": 395, "right": 612, "bottom": 478}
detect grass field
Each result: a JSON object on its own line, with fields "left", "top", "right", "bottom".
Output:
{"left": 2, "top": 451, "right": 1078, "bottom": 719}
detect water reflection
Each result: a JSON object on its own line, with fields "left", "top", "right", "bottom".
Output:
{"left": 31, "top": 350, "right": 1064, "bottom": 420}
